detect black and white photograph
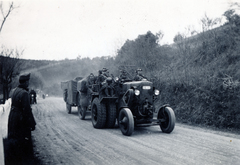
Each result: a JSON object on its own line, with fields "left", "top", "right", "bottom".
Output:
{"left": 0, "top": 0, "right": 240, "bottom": 164}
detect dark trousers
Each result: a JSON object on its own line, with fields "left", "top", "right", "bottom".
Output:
{"left": 4, "top": 137, "right": 34, "bottom": 165}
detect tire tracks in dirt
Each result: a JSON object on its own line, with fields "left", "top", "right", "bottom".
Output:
{"left": 31, "top": 97, "right": 240, "bottom": 165}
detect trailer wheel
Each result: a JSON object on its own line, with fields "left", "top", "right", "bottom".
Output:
{"left": 66, "top": 103, "right": 72, "bottom": 114}
{"left": 119, "top": 108, "right": 134, "bottom": 136}
{"left": 91, "top": 98, "right": 106, "bottom": 128}
{"left": 78, "top": 105, "right": 86, "bottom": 120}
{"left": 105, "top": 103, "right": 117, "bottom": 128}
{"left": 158, "top": 107, "right": 175, "bottom": 133}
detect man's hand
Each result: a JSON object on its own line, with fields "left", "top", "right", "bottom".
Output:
{"left": 31, "top": 126, "right": 35, "bottom": 131}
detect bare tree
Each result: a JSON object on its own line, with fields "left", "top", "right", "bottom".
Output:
{"left": 0, "top": 1, "right": 15, "bottom": 34}
{"left": 0, "top": 1, "right": 21, "bottom": 103}
{"left": 0, "top": 47, "right": 23, "bottom": 101}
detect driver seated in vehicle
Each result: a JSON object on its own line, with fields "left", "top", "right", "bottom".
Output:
{"left": 133, "top": 68, "right": 148, "bottom": 81}
{"left": 119, "top": 70, "right": 131, "bottom": 82}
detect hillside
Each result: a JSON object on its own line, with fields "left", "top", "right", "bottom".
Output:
{"left": 19, "top": 59, "right": 59, "bottom": 71}
{"left": 112, "top": 12, "right": 240, "bottom": 130}
{"left": 25, "top": 57, "right": 116, "bottom": 96}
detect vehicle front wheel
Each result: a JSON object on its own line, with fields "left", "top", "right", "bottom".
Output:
{"left": 66, "top": 103, "right": 72, "bottom": 114}
{"left": 91, "top": 98, "right": 106, "bottom": 128}
{"left": 118, "top": 108, "right": 134, "bottom": 136}
{"left": 78, "top": 105, "right": 86, "bottom": 120}
{"left": 158, "top": 107, "right": 175, "bottom": 133}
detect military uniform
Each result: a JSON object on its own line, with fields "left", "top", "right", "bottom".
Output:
{"left": 6, "top": 73, "right": 36, "bottom": 162}
{"left": 119, "top": 70, "right": 131, "bottom": 82}
{"left": 133, "top": 74, "right": 147, "bottom": 81}
{"left": 133, "top": 69, "right": 148, "bottom": 81}
{"left": 103, "top": 77, "right": 114, "bottom": 96}
{"left": 87, "top": 73, "right": 96, "bottom": 89}
{"left": 29, "top": 89, "right": 37, "bottom": 104}
{"left": 79, "top": 79, "right": 91, "bottom": 108}
{"left": 8, "top": 73, "right": 36, "bottom": 141}
{"left": 96, "top": 69, "right": 107, "bottom": 85}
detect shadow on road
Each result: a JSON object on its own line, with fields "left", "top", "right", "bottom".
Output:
{"left": 71, "top": 111, "right": 92, "bottom": 120}
{"left": 3, "top": 137, "right": 41, "bottom": 165}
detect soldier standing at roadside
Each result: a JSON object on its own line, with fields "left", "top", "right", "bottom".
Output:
{"left": 7, "top": 73, "right": 36, "bottom": 161}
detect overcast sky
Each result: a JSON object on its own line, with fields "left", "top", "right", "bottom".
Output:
{"left": 0, "top": 0, "right": 234, "bottom": 60}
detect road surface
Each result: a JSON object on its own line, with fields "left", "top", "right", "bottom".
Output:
{"left": 31, "top": 97, "right": 240, "bottom": 165}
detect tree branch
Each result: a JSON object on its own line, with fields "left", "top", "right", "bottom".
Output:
{"left": 0, "top": 2, "right": 14, "bottom": 34}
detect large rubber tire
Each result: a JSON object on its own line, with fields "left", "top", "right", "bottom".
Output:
{"left": 78, "top": 106, "right": 87, "bottom": 120}
{"left": 158, "top": 107, "right": 175, "bottom": 133}
{"left": 66, "top": 103, "right": 72, "bottom": 114}
{"left": 91, "top": 98, "right": 106, "bottom": 129}
{"left": 105, "top": 103, "right": 117, "bottom": 128}
{"left": 118, "top": 108, "right": 134, "bottom": 136}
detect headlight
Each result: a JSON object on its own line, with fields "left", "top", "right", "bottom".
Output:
{"left": 154, "top": 89, "right": 160, "bottom": 95}
{"left": 115, "top": 77, "right": 119, "bottom": 82}
{"left": 134, "top": 89, "right": 140, "bottom": 96}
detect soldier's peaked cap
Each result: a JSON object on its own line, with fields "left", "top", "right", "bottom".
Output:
{"left": 136, "top": 68, "right": 142, "bottom": 73}
{"left": 19, "top": 73, "right": 31, "bottom": 82}
{"left": 102, "top": 68, "right": 108, "bottom": 72}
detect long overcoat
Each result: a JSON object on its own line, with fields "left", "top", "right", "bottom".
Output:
{"left": 8, "top": 85, "right": 36, "bottom": 140}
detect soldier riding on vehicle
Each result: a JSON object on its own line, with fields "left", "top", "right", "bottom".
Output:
{"left": 133, "top": 68, "right": 148, "bottom": 81}
{"left": 98, "top": 68, "right": 115, "bottom": 97}
{"left": 87, "top": 73, "right": 96, "bottom": 93}
{"left": 102, "top": 68, "right": 109, "bottom": 77}
{"left": 96, "top": 69, "right": 107, "bottom": 86}
{"left": 119, "top": 70, "right": 132, "bottom": 83}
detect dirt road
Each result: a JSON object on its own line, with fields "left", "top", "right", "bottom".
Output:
{"left": 31, "top": 97, "right": 240, "bottom": 165}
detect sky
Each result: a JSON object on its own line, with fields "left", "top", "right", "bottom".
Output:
{"left": 0, "top": 0, "right": 235, "bottom": 60}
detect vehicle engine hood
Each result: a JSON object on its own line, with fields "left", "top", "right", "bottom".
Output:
{"left": 122, "top": 80, "right": 153, "bottom": 92}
